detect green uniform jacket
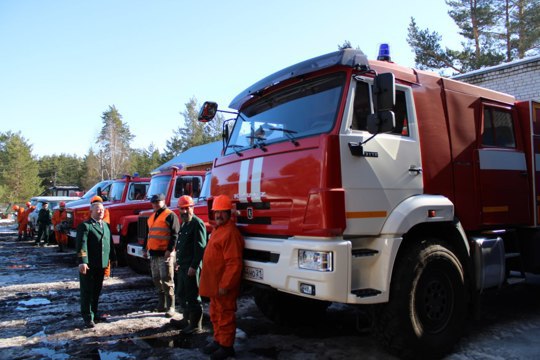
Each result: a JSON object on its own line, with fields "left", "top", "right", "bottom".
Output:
{"left": 76, "top": 218, "right": 115, "bottom": 269}
{"left": 176, "top": 215, "right": 206, "bottom": 270}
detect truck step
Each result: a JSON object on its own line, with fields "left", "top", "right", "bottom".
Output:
{"left": 352, "top": 288, "right": 381, "bottom": 297}
{"left": 505, "top": 252, "right": 521, "bottom": 259}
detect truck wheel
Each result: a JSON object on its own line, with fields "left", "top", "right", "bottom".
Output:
{"left": 116, "top": 237, "right": 128, "bottom": 267}
{"left": 373, "top": 239, "right": 468, "bottom": 360}
{"left": 254, "top": 287, "right": 330, "bottom": 326}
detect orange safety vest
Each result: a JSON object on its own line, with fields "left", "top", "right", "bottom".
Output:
{"left": 146, "top": 208, "right": 173, "bottom": 251}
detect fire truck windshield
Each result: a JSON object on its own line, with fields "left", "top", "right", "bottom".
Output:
{"left": 108, "top": 182, "right": 126, "bottom": 201}
{"left": 146, "top": 175, "right": 171, "bottom": 200}
{"left": 225, "top": 72, "right": 346, "bottom": 155}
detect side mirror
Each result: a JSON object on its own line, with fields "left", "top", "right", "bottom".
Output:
{"left": 198, "top": 101, "right": 218, "bottom": 122}
{"left": 373, "top": 73, "right": 395, "bottom": 111}
{"left": 367, "top": 111, "right": 395, "bottom": 134}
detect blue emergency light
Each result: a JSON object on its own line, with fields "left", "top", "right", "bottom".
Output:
{"left": 377, "top": 43, "right": 391, "bottom": 61}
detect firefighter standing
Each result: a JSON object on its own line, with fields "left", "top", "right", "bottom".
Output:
{"left": 52, "top": 201, "right": 68, "bottom": 252}
{"left": 13, "top": 205, "right": 25, "bottom": 241}
{"left": 21, "top": 202, "right": 33, "bottom": 240}
{"left": 76, "top": 197, "right": 116, "bottom": 328}
{"left": 200, "top": 195, "right": 244, "bottom": 359}
{"left": 142, "top": 193, "right": 180, "bottom": 318}
{"left": 36, "top": 201, "right": 52, "bottom": 246}
{"left": 170, "top": 195, "right": 207, "bottom": 334}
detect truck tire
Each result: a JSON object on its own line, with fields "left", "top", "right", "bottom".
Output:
{"left": 373, "top": 239, "right": 468, "bottom": 360}
{"left": 115, "top": 236, "right": 128, "bottom": 267}
{"left": 254, "top": 287, "right": 330, "bottom": 326}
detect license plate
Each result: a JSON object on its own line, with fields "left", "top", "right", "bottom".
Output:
{"left": 244, "top": 266, "right": 263, "bottom": 280}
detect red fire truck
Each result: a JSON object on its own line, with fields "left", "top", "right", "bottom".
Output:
{"left": 199, "top": 46, "right": 540, "bottom": 359}
{"left": 65, "top": 174, "right": 150, "bottom": 262}
{"left": 125, "top": 167, "right": 206, "bottom": 273}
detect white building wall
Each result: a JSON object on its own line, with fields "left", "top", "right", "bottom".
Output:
{"left": 452, "top": 56, "right": 540, "bottom": 101}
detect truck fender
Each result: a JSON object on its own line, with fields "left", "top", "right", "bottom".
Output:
{"left": 381, "top": 194, "right": 454, "bottom": 235}
{"left": 118, "top": 214, "right": 139, "bottom": 236}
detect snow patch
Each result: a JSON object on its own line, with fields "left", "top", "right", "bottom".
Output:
{"left": 19, "top": 297, "right": 51, "bottom": 306}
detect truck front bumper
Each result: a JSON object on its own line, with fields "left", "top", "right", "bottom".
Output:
{"left": 127, "top": 243, "right": 145, "bottom": 259}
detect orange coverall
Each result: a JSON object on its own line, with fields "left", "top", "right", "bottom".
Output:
{"left": 22, "top": 206, "right": 35, "bottom": 237}
{"left": 103, "top": 209, "right": 111, "bottom": 277}
{"left": 16, "top": 207, "right": 25, "bottom": 236}
{"left": 52, "top": 208, "right": 68, "bottom": 246}
{"left": 199, "top": 220, "right": 244, "bottom": 347}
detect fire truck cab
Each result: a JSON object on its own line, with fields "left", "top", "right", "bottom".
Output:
{"left": 199, "top": 47, "right": 540, "bottom": 359}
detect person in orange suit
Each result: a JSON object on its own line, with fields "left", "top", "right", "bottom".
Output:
{"left": 21, "top": 202, "right": 33, "bottom": 240}
{"left": 23, "top": 203, "right": 35, "bottom": 239}
{"left": 52, "top": 201, "right": 69, "bottom": 252}
{"left": 13, "top": 205, "right": 25, "bottom": 241}
{"left": 199, "top": 195, "right": 244, "bottom": 360}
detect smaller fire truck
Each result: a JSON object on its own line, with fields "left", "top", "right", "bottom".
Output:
{"left": 199, "top": 45, "right": 540, "bottom": 359}
{"left": 65, "top": 174, "right": 150, "bottom": 262}
{"left": 125, "top": 166, "right": 206, "bottom": 273}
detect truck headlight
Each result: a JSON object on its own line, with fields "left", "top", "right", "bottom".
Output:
{"left": 298, "top": 250, "right": 333, "bottom": 272}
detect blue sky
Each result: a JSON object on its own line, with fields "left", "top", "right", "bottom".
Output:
{"left": 0, "top": 0, "right": 462, "bottom": 158}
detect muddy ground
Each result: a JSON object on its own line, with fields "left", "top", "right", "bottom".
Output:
{"left": 2, "top": 222, "right": 540, "bottom": 359}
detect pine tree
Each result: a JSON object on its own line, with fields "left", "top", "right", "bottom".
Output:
{"left": 162, "top": 97, "right": 224, "bottom": 162}
{"left": 96, "top": 105, "right": 134, "bottom": 179}
{"left": 407, "top": 0, "right": 539, "bottom": 74}
{"left": 129, "top": 144, "right": 162, "bottom": 177}
{"left": 0, "top": 131, "right": 42, "bottom": 203}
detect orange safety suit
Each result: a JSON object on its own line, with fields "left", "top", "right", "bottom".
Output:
{"left": 147, "top": 208, "right": 174, "bottom": 251}
{"left": 52, "top": 208, "right": 68, "bottom": 246}
{"left": 16, "top": 207, "right": 25, "bottom": 235}
{"left": 199, "top": 220, "right": 244, "bottom": 347}
{"left": 23, "top": 206, "right": 35, "bottom": 237}
{"left": 103, "top": 209, "right": 111, "bottom": 277}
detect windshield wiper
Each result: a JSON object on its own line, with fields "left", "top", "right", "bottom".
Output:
{"left": 265, "top": 126, "right": 299, "bottom": 146}
{"left": 246, "top": 136, "right": 268, "bottom": 152}
{"left": 227, "top": 144, "right": 244, "bottom": 157}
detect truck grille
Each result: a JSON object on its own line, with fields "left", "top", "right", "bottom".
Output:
{"left": 65, "top": 212, "right": 73, "bottom": 228}
{"left": 137, "top": 215, "right": 149, "bottom": 240}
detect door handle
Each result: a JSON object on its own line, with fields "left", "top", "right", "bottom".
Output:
{"left": 409, "top": 166, "right": 422, "bottom": 175}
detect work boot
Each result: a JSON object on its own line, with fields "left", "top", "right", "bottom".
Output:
{"left": 153, "top": 293, "right": 165, "bottom": 312}
{"left": 165, "top": 294, "right": 176, "bottom": 318}
{"left": 210, "top": 345, "right": 235, "bottom": 360}
{"left": 181, "top": 308, "right": 203, "bottom": 334}
{"left": 170, "top": 311, "right": 189, "bottom": 329}
{"left": 18, "top": 234, "right": 22, "bottom": 241}
{"left": 57, "top": 244, "right": 64, "bottom": 253}
{"left": 201, "top": 341, "right": 221, "bottom": 355}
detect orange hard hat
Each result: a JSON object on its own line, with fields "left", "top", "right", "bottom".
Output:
{"left": 91, "top": 196, "right": 103, "bottom": 204}
{"left": 59, "top": 201, "right": 66, "bottom": 207}
{"left": 178, "top": 195, "right": 194, "bottom": 208}
{"left": 26, "top": 201, "right": 31, "bottom": 207}
{"left": 12, "top": 205, "right": 19, "bottom": 211}
{"left": 212, "top": 195, "right": 232, "bottom": 211}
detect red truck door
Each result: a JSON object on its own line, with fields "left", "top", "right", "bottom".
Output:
{"left": 476, "top": 103, "right": 530, "bottom": 226}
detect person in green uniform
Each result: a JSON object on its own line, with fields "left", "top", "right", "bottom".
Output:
{"left": 36, "top": 201, "right": 52, "bottom": 246}
{"left": 76, "top": 196, "right": 116, "bottom": 329}
{"left": 170, "top": 195, "right": 207, "bottom": 334}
